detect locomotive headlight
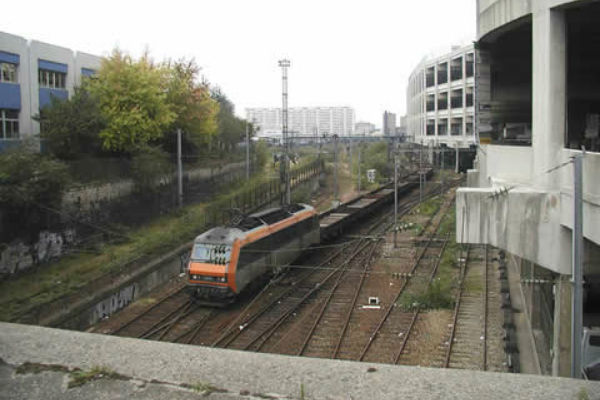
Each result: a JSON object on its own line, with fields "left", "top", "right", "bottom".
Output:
{"left": 190, "top": 274, "right": 227, "bottom": 283}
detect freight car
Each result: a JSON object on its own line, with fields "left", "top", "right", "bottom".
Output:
{"left": 186, "top": 203, "right": 319, "bottom": 302}
{"left": 319, "top": 168, "right": 432, "bottom": 240}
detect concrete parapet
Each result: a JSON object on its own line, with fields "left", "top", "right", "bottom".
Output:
{"left": 1, "top": 322, "right": 599, "bottom": 399}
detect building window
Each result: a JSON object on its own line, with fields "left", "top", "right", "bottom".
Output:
{"left": 437, "top": 62, "right": 448, "bottom": 84}
{"left": 438, "top": 119, "right": 448, "bottom": 135}
{"left": 451, "top": 89, "right": 463, "bottom": 109}
{"left": 451, "top": 118, "right": 463, "bottom": 135}
{"left": 81, "top": 68, "right": 96, "bottom": 78}
{"left": 38, "top": 69, "right": 66, "bottom": 89}
{"left": 426, "top": 120, "right": 435, "bottom": 136}
{"left": 466, "top": 53, "right": 474, "bottom": 77}
{"left": 426, "top": 66, "right": 435, "bottom": 87}
{"left": 1, "top": 109, "right": 19, "bottom": 139}
{"left": 466, "top": 87, "right": 474, "bottom": 107}
{"left": 451, "top": 57, "right": 463, "bottom": 81}
{"left": 466, "top": 121, "right": 474, "bottom": 135}
{"left": 426, "top": 94, "right": 435, "bottom": 112}
{"left": 0, "top": 63, "right": 17, "bottom": 83}
{"left": 437, "top": 92, "right": 448, "bottom": 110}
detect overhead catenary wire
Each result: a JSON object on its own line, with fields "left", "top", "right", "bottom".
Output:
{"left": 237, "top": 236, "right": 447, "bottom": 254}
{"left": 233, "top": 262, "right": 427, "bottom": 276}
{"left": 487, "top": 158, "right": 575, "bottom": 199}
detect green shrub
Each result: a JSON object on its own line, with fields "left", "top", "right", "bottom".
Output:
{"left": 0, "top": 148, "right": 70, "bottom": 241}
{"left": 400, "top": 279, "right": 454, "bottom": 310}
{"left": 0, "top": 148, "right": 70, "bottom": 208}
{"left": 131, "top": 146, "right": 172, "bottom": 192}
{"left": 37, "top": 86, "right": 105, "bottom": 160}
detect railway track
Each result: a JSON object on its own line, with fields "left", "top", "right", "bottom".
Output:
{"left": 355, "top": 194, "right": 454, "bottom": 364}
{"left": 101, "top": 175, "right": 497, "bottom": 368}
{"left": 443, "top": 244, "right": 507, "bottom": 371}
{"left": 110, "top": 285, "right": 190, "bottom": 338}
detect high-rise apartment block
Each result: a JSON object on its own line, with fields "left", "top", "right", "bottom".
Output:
{"left": 246, "top": 107, "right": 355, "bottom": 137}
{"left": 382, "top": 111, "right": 396, "bottom": 136}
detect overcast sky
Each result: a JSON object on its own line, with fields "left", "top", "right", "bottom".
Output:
{"left": 4, "top": 0, "right": 475, "bottom": 126}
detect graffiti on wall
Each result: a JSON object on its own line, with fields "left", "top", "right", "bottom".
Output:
{"left": 0, "top": 229, "right": 76, "bottom": 275}
{"left": 92, "top": 283, "right": 137, "bottom": 323}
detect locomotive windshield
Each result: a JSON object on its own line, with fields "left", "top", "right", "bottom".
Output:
{"left": 191, "top": 243, "right": 232, "bottom": 265}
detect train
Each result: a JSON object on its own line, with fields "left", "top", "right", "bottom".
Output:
{"left": 186, "top": 203, "right": 320, "bottom": 302}
{"left": 185, "top": 170, "right": 432, "bottom": 303}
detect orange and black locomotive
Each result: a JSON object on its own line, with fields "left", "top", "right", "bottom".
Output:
{"left": 186, "top": 204, "right": 319, "bottom": 302}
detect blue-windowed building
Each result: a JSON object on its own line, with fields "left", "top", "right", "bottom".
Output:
{"left": 0, "top": 32, "right": 102, "bottom": 151}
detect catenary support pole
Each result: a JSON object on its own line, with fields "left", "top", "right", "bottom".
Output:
{"left": 394, "top": 154, "right": 398, "bottom": 248}
{"left": 455, "top": 147, "right": 459, "bottom": 173}
{"left": 419, "top": 140, "right": 423, "bottom": 203}
{"left": 245, "top": 122, "right": 250, "bottom": 180}
{"left": 334, "top": 134, "right": 339, "bottom": 205}
{"left": 177, "top": 128, "right": 183, "bottom": 208}
{"left": 279, "top": 59, "right": 291, "bottom": 205}
{"left": 357, "top": 143, "right": 362, "bottom": 192}
{"left": 441, "top": 147, "right": 444, "bottom": 194}
{"left": 348, "top": 142, "right": 353, "bottom": 187}
{"left": 571, "top": 153, "right": 584, "bottom": 379}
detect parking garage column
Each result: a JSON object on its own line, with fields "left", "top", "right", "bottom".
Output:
{"left": 531, "top": 7, "right": 566, "bottom": 190}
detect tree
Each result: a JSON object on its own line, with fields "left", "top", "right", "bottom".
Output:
{"left": 363, "top": 142, "right": 391, "bottom": 182}
{"left": 87, "top": 49, "right": 175, "bottom": 153}
{"left": 37, "top": 86, "right": 105, "bottom": 159}
{"left": 163, "top": 59, "right": 218, "bottom": 152}
{"left": 211, "top": 88, "right": 246, "bottom": 152}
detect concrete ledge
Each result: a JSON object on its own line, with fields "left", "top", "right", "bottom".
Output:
{"left": 456, "top": 186, "right": 570, "bottom": 274}
{"left": 1, "top": 323, "right": 599, "bottom": 399}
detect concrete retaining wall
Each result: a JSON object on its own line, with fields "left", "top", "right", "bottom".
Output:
{"left": 0, "top": 162, "right": 246, "bottom": 277}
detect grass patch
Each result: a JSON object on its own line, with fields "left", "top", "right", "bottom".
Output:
{"left": 398, "top": 196, "right": 461, "bottom": 311}
{"left": 15, "top": 362, "right": 69, "bottom": 375}
{"left": 399, "top": 279, "right": 454, "bottom": 310}
{"left": 413, "top": 195, "right": 443, "bottom": 218}
{"left": 68, "top": 366, "right": 126, "bottom": 388}
{"left": 134, "top": 297, "right": 157, "bottom": 307}
{"left": 185, "top": 381, "right": 226, "bottom": 396}
{"left": 464, "top": 278, "right": 483, "bottom": 293}
{"left": 577, "top": 388, "right": 589, "bottom": 400}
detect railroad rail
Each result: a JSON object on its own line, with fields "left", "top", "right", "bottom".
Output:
{"left": 356, "top": 193, "right": 454, "bottom": 363}
{"left": 101, "top": 170, "right": 483, "bottom": 368}
{"left": 443, "top": 244, "right": 506, "bottom": 371}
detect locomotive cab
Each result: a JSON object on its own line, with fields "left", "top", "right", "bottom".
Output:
{"left": 187, "top": 228, "right": 243, "bottom": 301}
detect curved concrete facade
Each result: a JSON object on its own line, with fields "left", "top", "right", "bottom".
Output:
{"left": 459, "top": 0, "right": 600, "bottom": 274}
{"left": 458, "top": 0, "right": 600, "bottom": 377}
{"left": 406, "top": 44, "right": 476, "bottom": 149}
